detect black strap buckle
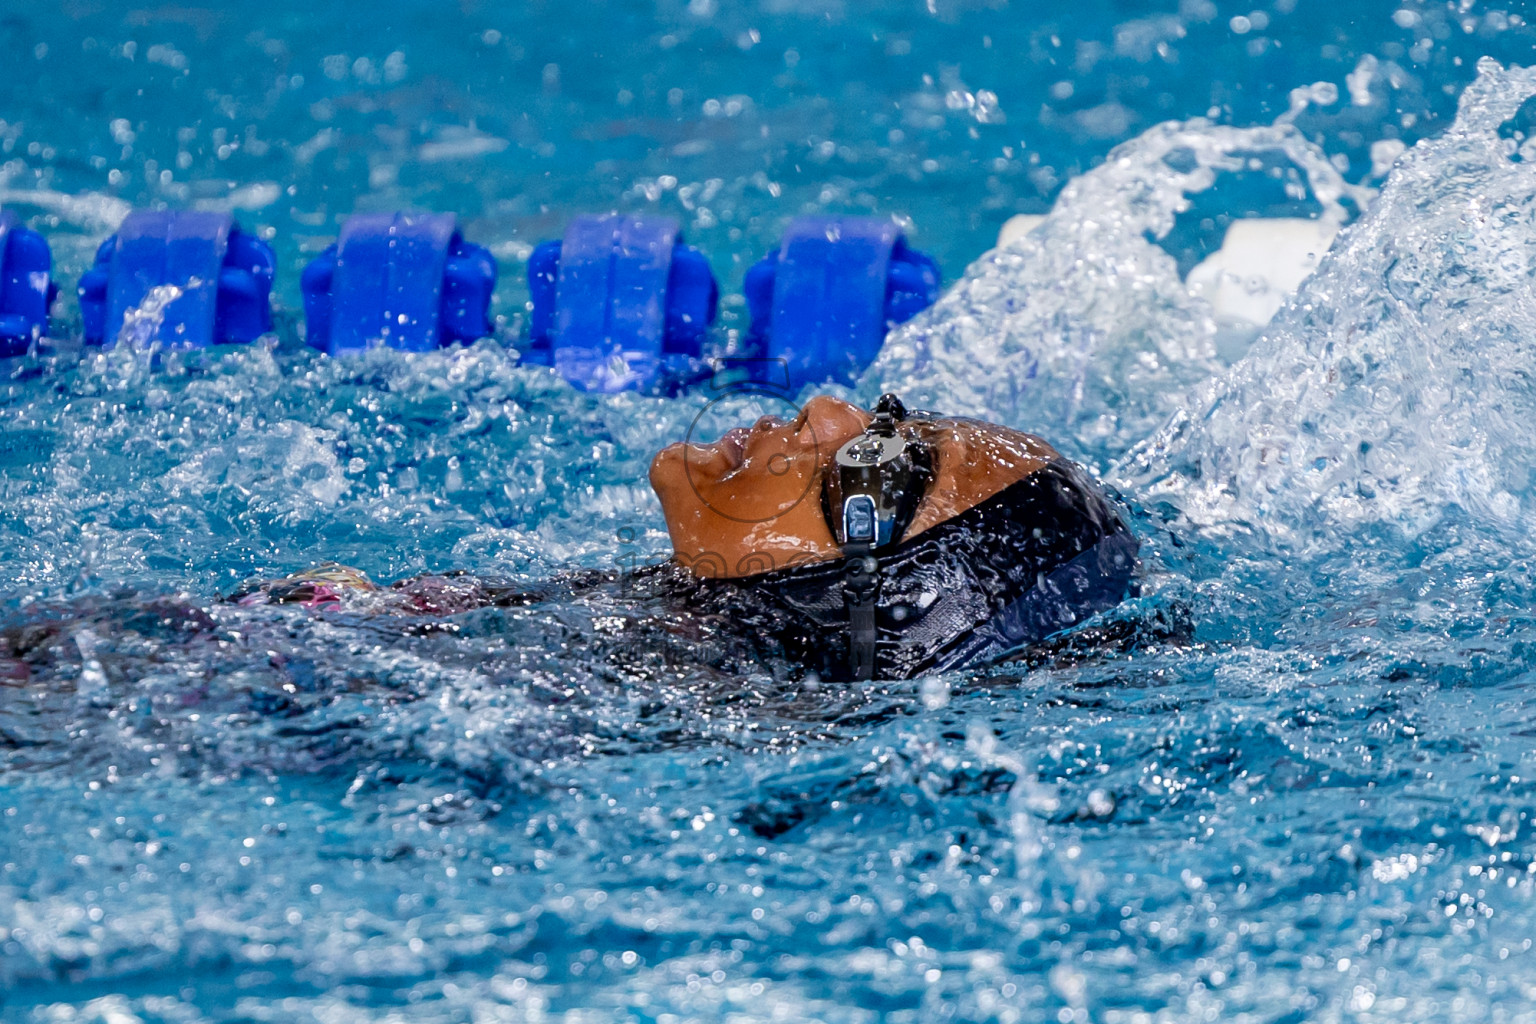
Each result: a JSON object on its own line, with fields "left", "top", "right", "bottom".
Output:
{"left": 825, "top": 394, "right": 932, "bottom": 681}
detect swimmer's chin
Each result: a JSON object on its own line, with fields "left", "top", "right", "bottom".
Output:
{"left": 650, "top": 440, "right": 729, "bottom": 492}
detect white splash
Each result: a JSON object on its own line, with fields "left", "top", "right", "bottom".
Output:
{"left": 866, "top": 113, "right": 1371, "bottom": 468}
{"left": 115, "top": 282, "right": 186, "bottom": 351}
{"left": 1122, "top": 59, "right": 1536, "bottom": 563}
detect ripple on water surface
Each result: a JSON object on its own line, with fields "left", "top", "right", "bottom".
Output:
{"left": 7, "top": 58, "right": 1536, "bottom": 1024}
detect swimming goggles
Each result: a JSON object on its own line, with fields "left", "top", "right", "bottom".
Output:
{"left": 821, "top": 393, "right": 935, "bottom": 680}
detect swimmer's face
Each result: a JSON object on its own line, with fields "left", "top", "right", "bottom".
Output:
{"left": 650, "top": 395, "right": 1061, "bottom": 579}
{"left": 649, "top": 395, "right": 869, "bottom": 578}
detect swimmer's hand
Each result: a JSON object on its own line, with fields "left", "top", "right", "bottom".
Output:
{"left": 226, "top": 564, "right": 544, "bottom": 615}
{"left": 227, "top": 563, "right": 378, "bottom": 608}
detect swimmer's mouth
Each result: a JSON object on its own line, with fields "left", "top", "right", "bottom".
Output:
{"left": 715, "top": 426, "right": 750, "bottom": 468}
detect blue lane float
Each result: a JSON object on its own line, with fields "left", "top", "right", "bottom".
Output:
{"left": 78, "top": 210, "right": 274, "bottom": 348}
{"left": 14, "top": 203, "right": 933, "bottom": 384}
{"left": 526, "top": 214, "right": 718, "bottom": 393}
{"left": 743, "top": 216, "right": 940, "bottom": 390}
{"left": 0, "top": 209, "right": 56, "bottom": 356}
{"left": 301, "top": 212, "right": 496, "bottom": 356}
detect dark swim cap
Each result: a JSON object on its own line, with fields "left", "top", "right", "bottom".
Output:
{"left": 688, "top": 457, "right": 1139, "bottom": 681}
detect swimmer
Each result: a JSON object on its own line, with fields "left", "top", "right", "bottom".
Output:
{"left": 237, "top": 395, "right": 1138, "bottom": 681}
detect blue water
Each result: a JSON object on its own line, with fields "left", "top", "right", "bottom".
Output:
{"left": 4, "top": 2, "right": 1536, "bottom": 1021}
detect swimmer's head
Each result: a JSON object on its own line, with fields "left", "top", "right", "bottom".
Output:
{"left": 649, "top": 394, "right": 1061, "bottom": 579}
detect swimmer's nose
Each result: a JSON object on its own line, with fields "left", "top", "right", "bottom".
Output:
{"left": 751, "top": 414, "right": 786, "bottom": 433}
{"left": 796, "top": 395, "right": 865, "bottom": 431}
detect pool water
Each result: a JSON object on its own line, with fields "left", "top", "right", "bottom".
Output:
{"left": 4, "top": 2, "right": 1536, "bottom": 1022}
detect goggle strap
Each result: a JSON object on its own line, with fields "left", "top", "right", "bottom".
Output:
{"left": 842, "top": 549, "right": 879, "bottom": 680}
